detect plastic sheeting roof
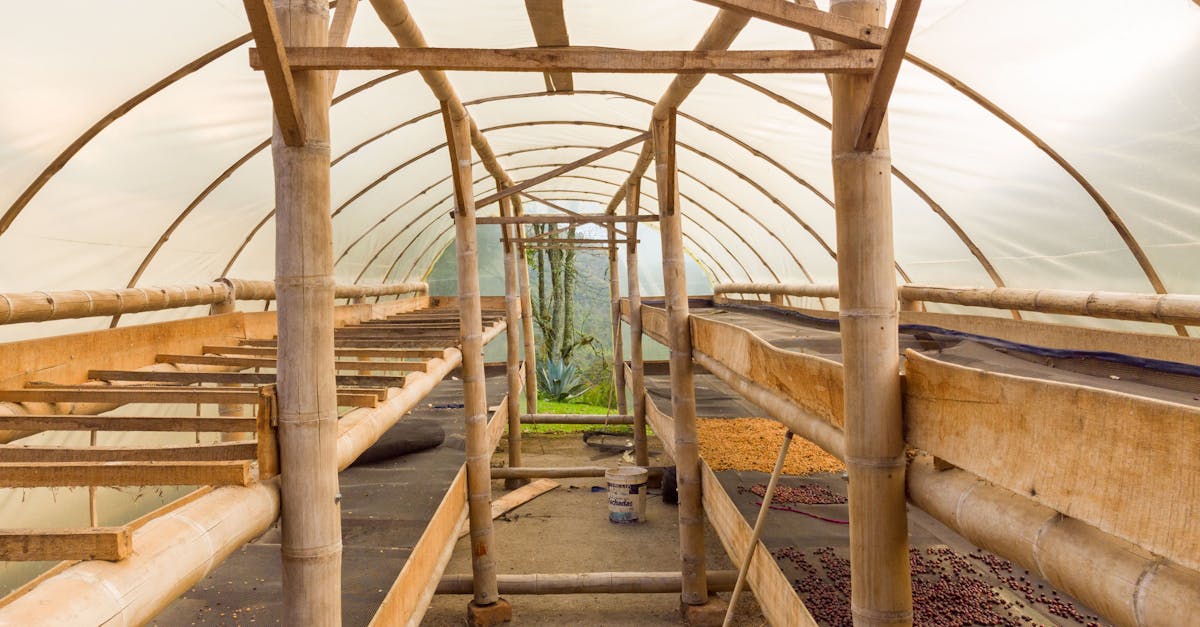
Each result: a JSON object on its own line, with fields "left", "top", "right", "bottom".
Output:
{"left": 2, "top": 1, "right": 1198, "bottom": 338}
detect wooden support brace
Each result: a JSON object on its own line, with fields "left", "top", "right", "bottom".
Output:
{"left": 251, "top": 47, "right": 881, "bottom": 74}
{"left": 688, "top": 0, "right": 886, "bottom": 47}
{"left": 853, "top": 0, "right": 921, "bottom": 152}
{"left": 0, "top": 528, "right": 133, "bottom": 562}
{"left": 474, "top": 134, "right": 650, "bottom": 207}
{"left": 242, "top": 0, "right": 306, "bottom": 146}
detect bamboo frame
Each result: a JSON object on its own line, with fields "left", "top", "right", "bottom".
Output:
{"left": 436, "top": 571, "right": 739, "bottom": 595}
{"left": 515, "top": 196, "right": 539, "bottom": 415}
{"left": 442, "top": 102, "right": 502, "bottom": 609}
{"left": 489, "top": 466, "right": 665, "bottom": 480}
{"left": 519, "top": 413, "right": 635, "bottom": 425}
{"left": 829, "top": 1, "right": 912, "bottom": 623}
{"left": 475, "top": 214, "right": 658, "bottom": 225}
{"left": 625, "top": 181, "right": 650, "bottom": 468}
{"left": 652, "top": 110, "right": 710, "bottom": 608}
{"left": 499, "top": 194, "right": 526, "bottom": 489}
{"left": 473, "top": 134, "right": 648, "bottom": 207}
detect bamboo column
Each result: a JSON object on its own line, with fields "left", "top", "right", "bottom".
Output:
{"left": 625, "top": 179, "right": 649, "bottom": 468}
{"left": 499, "top": 194, "right": 527, "bottom": 490}
{"left": 607, "top": 225, "right": 628, "bottom": 415}
{"left": 442, "top": 102, "right": 507, "bottom": 619}
{"left": 513, "top": 196, "right": 538, "bottom": 412}
{"left": 269, "top": 1, "right": 342, "bottom": 624}
{"left": 653, "top": 110, "right": 710, "bottom": 610}
{"left": 830, "top": 1, "right": 913, "bottom": 624}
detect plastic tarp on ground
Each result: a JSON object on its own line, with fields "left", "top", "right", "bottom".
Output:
{"left": 1, "top": 0, "right": 1198, "bottom": 341}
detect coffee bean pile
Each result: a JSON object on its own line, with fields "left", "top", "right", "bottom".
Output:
{"left": 737, "top": 482, "right": 847, "bottom": 505}
{"left": 771, "top": 545, "right": 1107, "bottom": 626}
{"left": 967, "top": 550, "right": 1103, "bottom": 626}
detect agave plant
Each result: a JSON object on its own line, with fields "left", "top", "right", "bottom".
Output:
{"left": 536, "top": 358, "right": 591, "bottom": 402}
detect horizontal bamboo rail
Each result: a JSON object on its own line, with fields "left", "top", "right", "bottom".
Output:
{"left": 475, "top": 214, "right": 659, "bottom": 225}
{"left": 520, "top": 413, "right": 635, "bottom": 424}
{"left": 0, "top": 279, "right": 427, "bottom": 325}
{"left": 489, "top": 466, "right": 664, "bottom": 480}
{"left": 712, "top": 282, "right": 1200, "bottom": 327}
{"left": 435, "top": 571, "right": 739, "bottom": 595}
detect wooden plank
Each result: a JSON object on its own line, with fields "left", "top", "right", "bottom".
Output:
{"left": 0, "top": 442, "right": 257, "bottom": 463}
{"left": 0, "top": 387, "right": 267, "bottom": 405}
{"left": 241, "top": 0, "right": 306, "bottom": 146}
{"left": 87, "top": 369, "right": 406, "bottom": 389}
{"left": 524, "top": 0, "right": 573, "bottom": 91}
{"left": 0, "top": 415, "right": 256, "bottom": 433}
{"left": 207, "top": 344, "right": 441, "bottom": 359}
{"left": 701, "top": 461, "right": 818, "bottom": 626}
{"left": 456, "top": 478, "right": 559, "bottom": 539}
{"left": 154, "top": 353, "right": 428, "bottom": 373}
{"left": 252, "top": 47, "right": 880, "bottom": 74}
{"left": 474, "top": 134, "right": 650, "bottom": 207}
{"left": 0, "top": 528, "right": 132, "bottom": 562}
{"left": 476, "top": 214, "right": 659, "bottom": 225}
{"left": 0, "top": 461, "right": 253, "bottom": 487}
{"left": 368, "top": 467, "right": 468, "bottom": 627}
{"left": 239, "top": 338, "right": 450, "bottom": 353}
{"left": 904, "top": 350, "right": 1200, "bottom": 572}
{"left": 689, "top": 0, "right": 886, "bottom": 47}
{"left": 853, "top": 0, "right": 921, "bottom": 152}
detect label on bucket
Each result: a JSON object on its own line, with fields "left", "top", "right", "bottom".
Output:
{"left": 606, "top": 467, "right": 648, "bottom": 524}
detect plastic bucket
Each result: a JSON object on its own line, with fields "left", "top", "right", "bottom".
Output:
{"left": 606, "top": 466, "right": 648, "bottom": 524}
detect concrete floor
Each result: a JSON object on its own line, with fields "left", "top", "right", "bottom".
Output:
{"left": 422, "top": 433, "right": 769, "bottom": 626}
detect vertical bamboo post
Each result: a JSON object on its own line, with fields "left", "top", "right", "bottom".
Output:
{"left": 607, "top": 225, "right": 628, "bottom": 415}
{"left": 272, "top": 1, "right": 342, "bottom": 624}
{"left": 625, "top": 180, "right": 649, "bottom": 468}
{"left": 830, "top": 1, "right": 913, "bottom": 624}
{"left": 653, "top": 110, "right": 711, "bottom": 611}
{"left": 499, "top": 194, "right": 527, "bottom": 490}
{"left": 512, "top": 196, "right": 538, "bottom": 414}
{"left": 442, "top": 102, "right": 507, "bottom": 619}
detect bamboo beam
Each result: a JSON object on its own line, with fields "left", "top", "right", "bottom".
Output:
{"left": 476, "top": 214, "right": 659, "bottom": 225}
{"left": 713, "top": 282, "right": 840, "bottom": 299}
{"left": 510, "top": 237, "right": 632, "bottom": 245}
{"left": 271, "top": 0, "right": 341, "bottom": 623}
{"left": 490, "top": 466, "right": 665, "bottom": 480}
{"left": 625, "top": 181, "right": 650, "bottom": 468}
{"left": 829, "top": 0, "right": 912, "bottom": 623}
{"left": 442, "top": 102, "right": 505, "bottom": 614}
{"left": 242, "top": 0, "right": 306, "bottom": 146}
{"left": 690, "top": 0, "right": 886, "bottom": 47}
{"left": 608, "top": 223, "right": 628, "bottom": 415}
{"left": 252, "top": 47, "right": 880, "bottom": 74}
{"left": 901, "top": 284, "right": 1200, "bottom": 327}
{"left": 0, "top": 461, "right": 252, "bottom": 488}
{"left": 653, "top": 110, "right": 712, "bottom": 610}
{"left": 853, "top": 0, "right": 921, "bottom": 152}
{"left": 0, "top": 415, "right": 257, "bottom": 433}
{"left": 520, "top": 413, "right": 634, "bottom": 425}
{"left": 0, "top": 442, "right": 257, "bottom": 463}
{"left": 0, "top": 528, "right": 132, "bottom": 562}
{"left": 500, "top": 194, "right": 526, "bottom": 490}
{"left": 473, "top": 134, "right": 649, "bottom": 207}
{"left": 524, "top": 0, "right": 573, "bottom": 91}
{"left": 437, "top": 571, "right": 739, "bottom": 595}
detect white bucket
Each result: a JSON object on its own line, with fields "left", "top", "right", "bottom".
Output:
{"left": 606, "top": 466, "right": 648, "bottom": 524}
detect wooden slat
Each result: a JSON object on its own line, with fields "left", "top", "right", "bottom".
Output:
{"left": 904, "top": 350, "right": 1200, "bottom": 572}
{"left": 251, "top": 47, "right": 880, "bottom": 74}
{"left": 689, "top": 0, "right": 886, "bottom": 47}
{"left": 0, "top": 415, "right": 256, "bottom": 433}
{"left": 0, "top": 442, "right": 257, "bottom": 463}
{"left": 853, "top": 0, "right": 921, "bottom": 152}
{"left": 241, "top": 0, "right": 305, "bottom": 146}
{"left": 524, "top": 0, "right": 573, "bottom": 91}
{"left": 0, "top": 528, "right": 132, "bottom": 562}
{"left": 87, "top": 369, "right": 406, "bottom": 389}
{"left": 0, "top": 387, "right": 267, "bottom": 405}
{"left": 0, "top": 461, "right": 253, "bottom": 487}
{"left": 208, "top": 344, "right": 441, "bottom": 359}
{"left": 475, "top": 214, "right": 659, "bottom": 225}
{"left": 474, "top": 134, "right": 649, "bottom": 207}
{"left": 238, "top": 338, "right": 450, "bottom": 354}
{"left": 154, "top": 353, "right": 428, "bottom": 373}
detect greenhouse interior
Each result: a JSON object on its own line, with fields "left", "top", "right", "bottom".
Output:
{"left": 0, "top": 0, "right": 1196, "bottom": 625}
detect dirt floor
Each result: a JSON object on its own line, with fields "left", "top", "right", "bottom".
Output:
{"left": 422, "top": 432, "right": 769, "bottom": 626}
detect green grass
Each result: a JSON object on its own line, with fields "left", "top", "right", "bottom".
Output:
{"left": 521, "top": 398, "right": 632, "bottom": 434}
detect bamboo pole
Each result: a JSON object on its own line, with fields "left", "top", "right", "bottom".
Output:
{"left": 608, "top": 225, "right": 628, "bottom": 415}
{"left": 829, "top": 1, "right": 912, "bottom": 624}
{"left": 490, "top": 466, "right": 665, "bottom": 480}
{"left": 270, "top": 0, "right": 341, "bottom": 624}
{"left": 436, "top": 571, "right": 739, "bottom": 595}
{"left": 723, "top": 431, "right": 793, "bottom": 627}
{"left": 499, "top": 194, "right": 526, "bottom": 490}
{"left": 625, "top": 180, "right": 649, "bottom": 468}
{"left": 653, "top": 110, "right": 709, "bottom": 608}
{"left": 442, "top": 103, "right": 503, "bottom": 612}
{"left": 514, "top": 196, "right": 539, "bottom": 413}
{"left": 520, "top": 413, "right": 634, "bottom": 425}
